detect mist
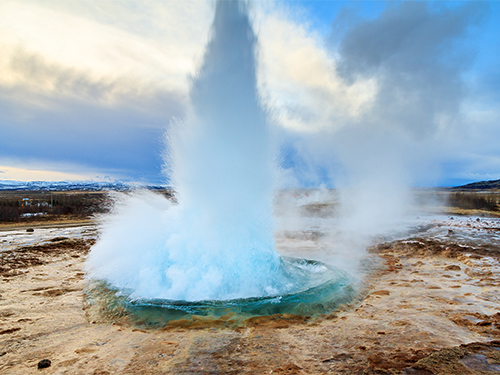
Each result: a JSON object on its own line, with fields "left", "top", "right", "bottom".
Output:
{"left": 272, "top": 2, "right": 488, "bottom": 274}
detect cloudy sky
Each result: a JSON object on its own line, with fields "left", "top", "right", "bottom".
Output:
{"left": 1, "top": 0, "right": 499, "bottom": 187}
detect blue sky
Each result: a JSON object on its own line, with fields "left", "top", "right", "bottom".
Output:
{"left": 0, "top": 0, "right": 499, "bottom": 187}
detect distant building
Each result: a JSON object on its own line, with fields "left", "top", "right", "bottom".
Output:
{"left": 21, "top": 198, "right": 32, "bottom": 207}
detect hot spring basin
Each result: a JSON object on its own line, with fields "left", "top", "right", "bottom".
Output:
{"left": 85, "top": 257, "right": 358, "bottom": 328}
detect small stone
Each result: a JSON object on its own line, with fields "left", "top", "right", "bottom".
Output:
{"left": 38, "top": 359, "right": 51, "bottom": 369}
{"left": 26, "top": 228, "right": 34, "bottom": 233}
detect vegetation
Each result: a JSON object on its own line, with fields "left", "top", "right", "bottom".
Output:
{"left": 0, "top": 190, "right": 176, "bottom": 223}
{"left": 447, "top": 192, "right": 499, "bottom": 212}
{"left": 1, "top": 186, "right": 498, "bottom": 224}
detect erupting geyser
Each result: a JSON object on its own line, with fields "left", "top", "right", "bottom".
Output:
{"left": 86, "top": 0, "right": 354, "bottom": 320}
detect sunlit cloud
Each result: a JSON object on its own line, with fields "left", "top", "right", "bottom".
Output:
{"left": 0, "top": 0, "right": 212, "bottom": 106}
{"left": 257, "top": 2, "right": 377, "bottom": 133}
{"left": 0, "top": 165, "right": 101, "bottom": 182}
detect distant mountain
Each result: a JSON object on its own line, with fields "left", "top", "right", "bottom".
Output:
{"left": 0, "top": 180, "right": 170, "bottom": 191}
{"left": 453, "top": 179, "right": 500, "bottom": 190}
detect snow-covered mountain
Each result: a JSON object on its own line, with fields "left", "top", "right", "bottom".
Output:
{"left": 0, "top": 180, "right": 170, "bottom": 191}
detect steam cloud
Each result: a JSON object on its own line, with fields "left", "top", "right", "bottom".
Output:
{"left": 280, "top": 1, "right": 488, "bottom": 233}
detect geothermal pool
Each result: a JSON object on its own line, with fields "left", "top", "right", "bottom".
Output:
{"left": 85, "top": 256, "right": 355, "bottom": 327}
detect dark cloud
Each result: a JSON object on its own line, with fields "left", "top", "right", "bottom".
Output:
{"left": 335, "top": 1, "right": 489, "bottom": 139}
{"left": 337, "top": 2, "right": 487, "bottom": 76}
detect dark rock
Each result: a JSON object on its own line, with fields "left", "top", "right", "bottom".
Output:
{"left": 37, "top": 359, "right": 51, "bottom": 369}
{"left": 26, "top": 228, "right": 34, "bottom": 233}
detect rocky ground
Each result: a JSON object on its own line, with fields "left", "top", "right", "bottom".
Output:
{"left": 1, "top": 217, "right": 499, "bottom": 374}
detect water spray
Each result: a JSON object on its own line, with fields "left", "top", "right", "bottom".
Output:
{"left": 86, "top": 0, "right": 355, "bottom": 324}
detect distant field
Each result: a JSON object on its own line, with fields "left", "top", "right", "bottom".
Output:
{"left": 0, "top": 188, "right": 499, "bottom": 225}
{"left": 0, "top": 189, "right": 174, "bottom": 224}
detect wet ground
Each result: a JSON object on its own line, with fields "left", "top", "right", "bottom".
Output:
{"left": 0, "top": 215, "right": 499, "bottom": 374}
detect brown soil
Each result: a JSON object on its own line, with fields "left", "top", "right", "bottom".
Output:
{"left": 370, "top": 237, "right": 500, "bottom": 261}
{"left": 0, "top": 238, "right": 94, "bottom": 278}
